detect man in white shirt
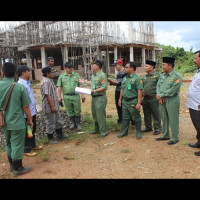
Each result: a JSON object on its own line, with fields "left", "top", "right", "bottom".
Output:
{"left": 187, "top": 50, "right": 200, "bottom": 156}
{"left": 17, "top": 65, "right": 43, "bottom": 156}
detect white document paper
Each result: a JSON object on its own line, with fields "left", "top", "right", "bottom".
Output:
{"left": 75, "top": 87, "right": 91, "bottom": 95}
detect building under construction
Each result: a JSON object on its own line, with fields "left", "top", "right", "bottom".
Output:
{"left": 0, "top": 21, "right": 162, "bottom": 81}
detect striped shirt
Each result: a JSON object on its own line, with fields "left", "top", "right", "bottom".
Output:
{"left": 40, "top": 77, "right": 59, "bottom": 114}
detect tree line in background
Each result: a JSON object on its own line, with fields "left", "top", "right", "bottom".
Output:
{"left": 157, "top": 44, "right": 196, "bottom": 74}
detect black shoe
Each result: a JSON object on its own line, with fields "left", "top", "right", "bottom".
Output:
{"left": 168, "top": 140, "right": 178, "bottom": 145}
{"left": 153, "top": 131, "right": 161, "bottom": 135}
{"left": 156, "top": 137, "right": 170, "bottom": 141}
{"left": 194, "top": 151, "right": 200, "bottom": 156}
{"left": 188, "top": 143, "right": 200, "bottom": 148}
{"left": 141, "top": 128, "right": 152, "bottom": 132}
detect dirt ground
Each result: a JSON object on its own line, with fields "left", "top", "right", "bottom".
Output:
{"left": 1, "top": 78, "right": 200, "bottom": 179}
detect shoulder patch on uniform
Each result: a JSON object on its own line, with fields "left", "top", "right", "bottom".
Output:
{"left": 140, "top": 80, "right": 143, "bottom": 84}
{"left": 102, "top": 79, "right": 106, "bottom": 84}
{"left": 175, "top": 78, "right": 180, "bottom": 84}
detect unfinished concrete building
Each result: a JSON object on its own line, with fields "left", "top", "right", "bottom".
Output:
{"left": 0, "top": 21, "right": 162, "bottom": 81}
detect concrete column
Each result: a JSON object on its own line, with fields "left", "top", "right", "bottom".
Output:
{"left": 40, "top": 46, "right": 46, "bottom": 68}
{"left": 26, "top": 52, "right": 32, "bottom": 68}
{"left": 62, "top": 45, "right": 69, "bottom": 66}
{"left": 152, "top": 48, "right": 156, "bottom": 61}
{"left": 142, "top": 47, "right": 145, "bottom": 66}
{"left": 39, "top": 21, "right": 45, "bottom": 43}
{"left": 106, "top": 49, "right": 110, "bottom": 74}
{"left": 130, "top": 45, "right": 134, "bottom": 62}
{"left": 114, "top": 46, "right": 117, "bottom": 74}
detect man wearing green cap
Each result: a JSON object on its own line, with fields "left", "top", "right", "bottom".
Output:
{"left": 57, "top": 62, "right": 85, "bottom": 131}
{"left": 156, "top": 57, "right": 182, "bottom": 145}
{"left": 142, "top": 60, "right": 162, "bottom": 135}
{"left": 118, "top": 61, "right": 143, "bottom": 139}
{"left": 78, "top": 60, "right": 108, "bottom": 138}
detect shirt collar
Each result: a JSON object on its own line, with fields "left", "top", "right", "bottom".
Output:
{"left": 196, "top": 68, "right": 200, "bottom": 73}
{"left": 19, "top": 78, "right": 30, "bottom": 84}
{"left": 2, "top": 78, "right": 14, "bottom": 82}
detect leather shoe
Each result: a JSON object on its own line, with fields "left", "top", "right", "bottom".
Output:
{"left": 153, "top": 131, "right": 161, "bottom": 135}
{"left": 141, "top": 128, "right": 152, "bottom": 132}
{"left": 194, "top": 151, "right": 200, "bottom": 156}
{"left": 156, "top": 137, "right": 170, "bottom": 141}
{"left": 188, "top": 143, "right": 200, "bottom": 148}
{"left": 168, "top": 140, "right": 178, "bottom": 145}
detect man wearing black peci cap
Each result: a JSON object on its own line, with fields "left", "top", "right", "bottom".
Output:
{"left": 142, "top": 60, "right": 162, "bottom": 135}
{"left": 156, "top": 57, "right": 182, "bottom": 145}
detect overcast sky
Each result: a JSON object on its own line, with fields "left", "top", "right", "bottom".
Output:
{"left": 1, "top": 21, "right": 200, "bottom": 52}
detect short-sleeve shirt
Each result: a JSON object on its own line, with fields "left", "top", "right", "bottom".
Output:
{"left": 57, "top": 71, "right": 82, "bottom": 94}
{"left": 187, "top": 69, "right": 200, "bottom": 110}
{"left": 142, "top": 71, "right": 160, "bottom": 96}
{"left": 40, "top": 77, "right": 59, "bottom": 114}
{"left": 91, "top": 70, "right": 108, "bottom": 96}
{"left": 0, "top": 78, "right": 31, "bottom": 130}
{"left": 121, "top": 72, "right": 143, "bottom": 99}
{"left": 156, "top": 70, "right": 182, "bottom": 98}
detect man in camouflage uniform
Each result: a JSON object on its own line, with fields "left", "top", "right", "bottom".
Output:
{"left": 118, "top": 61, "right": 143, "bottom": 139}
{"left": 142, "top": 60, "right": 162, "bottom": 135}
{"left": 156, "top": 57, "right": 182, "bottom": 145}
{"left": 46, "top": 57, "right": 60, "bottom": 86}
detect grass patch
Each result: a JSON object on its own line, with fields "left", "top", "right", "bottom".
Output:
{"left": 39, "top": 151, "right": 50, "bottom": 162}
{"left": 121, "top": 149, "right": 131, "bottom": 153}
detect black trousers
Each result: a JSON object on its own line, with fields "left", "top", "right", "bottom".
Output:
{"left": 189, "top": 108, "right": 200, "bottom": 144}
{"left": 115, "top": 91, "right": 122, "bottom": 122}
{"left": 24, "top": 115, "right": 37, "bottom": 153}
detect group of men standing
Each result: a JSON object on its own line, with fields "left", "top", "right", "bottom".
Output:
{"left": 1, "top": 50, "right": 200, "bottom": 177}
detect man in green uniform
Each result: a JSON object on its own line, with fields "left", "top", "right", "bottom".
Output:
{"left": 118, "top": 61, "right": 143, "bottom": 139}
{"left": 0, "top": 62, "right": 33, "bottom": 176}
{"left": 57, "top": 62, "right": 85, "bottom": 131}
{"left": 156, "top": 57, "right": 182, "bottom": 145}
{"left": 142, "top": 60, "right": 162, "bottom": 135}
{"left": 78, "top": 60, "right": 108, "bottom": 138}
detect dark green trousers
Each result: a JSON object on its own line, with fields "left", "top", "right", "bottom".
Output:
{"left": 3, "top": 128, "right": 26, "bottom": 160}
{"left": 159, "top": 96, "right": 180, "bottom": 142}
{"left": 63, "top": 94, "right": 81, "bottom": 117}
{"left": 91, "top": 95, "right": 108, "bottom": 136}
{"left": 142, "top": 97, "right": 162, "bottom": 131}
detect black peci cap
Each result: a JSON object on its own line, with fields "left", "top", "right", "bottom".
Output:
{"left": 146, "top": 60, "right": 156, "bottom": 68}
{"left": 162, "top": 57, "right": 175, "bottom": 64}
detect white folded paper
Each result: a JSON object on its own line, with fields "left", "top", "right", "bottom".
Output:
{"left": 75, "top": 87, "right": 91, "bottom": 95}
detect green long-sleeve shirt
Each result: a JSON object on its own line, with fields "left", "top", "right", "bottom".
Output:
{"left": 156, "top": 70, "right": 182, "bottom": 98}
{"left": 142, "top": 71, "right": 160, "bottom": 96}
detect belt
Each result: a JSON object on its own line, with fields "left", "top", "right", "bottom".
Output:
{"left": 92, "top": 94, "right": 105, "bottom": 98}
{"left": 145, "top": 95, "right": 156, "bottom": 99}
{"left": 64, "top": 93, "right": 77, "bottom": 96}
{"left": 123, "top": 97, "right": 137, "bottom": 101}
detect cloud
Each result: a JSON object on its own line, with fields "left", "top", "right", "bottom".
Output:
{"left": 155, "top": 21, "right": 200, "bottom": 52}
